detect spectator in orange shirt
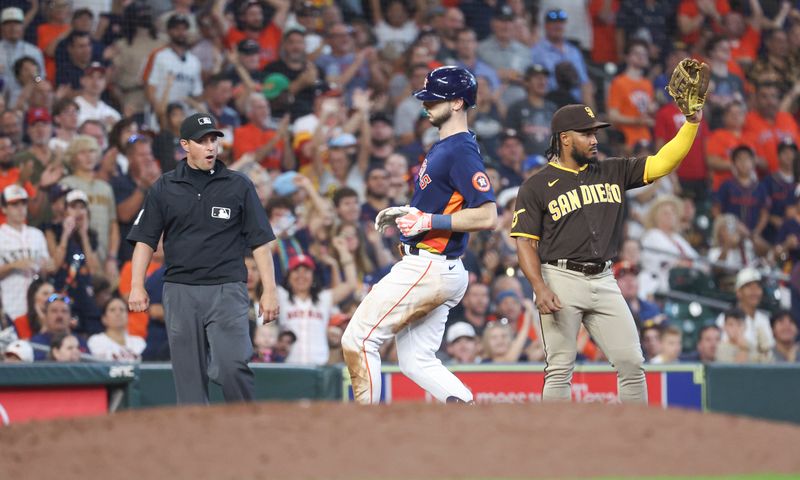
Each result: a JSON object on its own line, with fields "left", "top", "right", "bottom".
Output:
{"left": 233, "top": 92, "right": 291, "bottom": 170}
{"left": 213, "top": 0, "right": 290, "bottom": 69}
{"left": 37, "top": 0, "right": 72, "bottom": 81}
{"left": 707, "top": 101, "right": 753, "bottom": 191}
{"left": 654, "top": 95, "right": 710, "bottom": 202}
{"left": 13, "top": 278, "right": 55, "bottom": 340}
{"left": 589, "top": 0, "right": 619, "bottom": 65}
{"left": 607, "top": 39, "right": 655, "bottom": 150}
{"left": 743, "top": 83, "right": 800, "bottom": 174}
{"left": 118, "top": 241, "right": 163, "bottom": 338}
{"left": 0, "top": 133, "right": 36, "bottom": 225}
{"left": 721, "top": 10, "right": 761, "bottom": 69}
{"left": 676, "top": 0, "right": 730, "bottom": 46}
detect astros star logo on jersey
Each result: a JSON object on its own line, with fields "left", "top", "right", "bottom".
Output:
{"left": 472, "top": 172, "right": 491, "bottom": 192}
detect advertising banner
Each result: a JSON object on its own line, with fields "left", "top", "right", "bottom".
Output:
{"left": 343, "top": 364, "right": 704, "bottom": 409}
{"left": 0, "top": 387, "right": 108, "bottom": 425}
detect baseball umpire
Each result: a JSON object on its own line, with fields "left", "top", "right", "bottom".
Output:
{"left": 512, "top": 60, "right": 709, "bottom": 403}
{"left": 127, "top": 113, "right": 279, "bottom": 405}
{"left": 342, "top": 66, "right": 497, "bottom": 404}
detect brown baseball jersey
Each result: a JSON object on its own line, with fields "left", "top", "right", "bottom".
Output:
{"left": 510, "top": 157, "right": 648, "bottom": 262}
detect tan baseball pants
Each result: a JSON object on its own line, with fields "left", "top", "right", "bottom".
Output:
{"left": 539, "top": 264, "right": 647, "bottom": 404}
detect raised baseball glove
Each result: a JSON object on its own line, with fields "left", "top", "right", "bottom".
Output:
{"left": 667, "top": 58, "right": 710, "bottom": 116}
{"left": 374, "top": 206, "right": 414, "bottom": 233}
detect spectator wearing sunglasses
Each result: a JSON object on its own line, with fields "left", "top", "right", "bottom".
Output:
{"left": 30, "top": 293, "right": 88, "bottom": 361}
{"left": 0, "top": 185, "right": 53, "bottom": 320}
{"left": 43, "top": 189, "right": 103, "bottom": 334}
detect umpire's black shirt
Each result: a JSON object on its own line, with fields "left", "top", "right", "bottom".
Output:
{"left": 127, "top": 159, "right": 275, "bottom": 285}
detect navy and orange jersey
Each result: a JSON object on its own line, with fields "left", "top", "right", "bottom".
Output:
{"left": 401, "top": 131, "right": 495, "bottom": 257}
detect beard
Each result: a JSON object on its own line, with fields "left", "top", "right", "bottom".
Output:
{"left": 0, "top": 160, "right": 13, "bottom": 170}
{"left": 372, "top": 137, "right": 391, "bottom": 148}
{"left": 573, "top": 149, "right": 597, "bottom": 166}
{"left": 429, "top": 108, "right": 451, "bottom": 128}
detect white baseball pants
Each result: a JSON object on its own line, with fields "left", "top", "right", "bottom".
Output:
{"left": 342, "top": 251, "right": 472, "bottom": 404}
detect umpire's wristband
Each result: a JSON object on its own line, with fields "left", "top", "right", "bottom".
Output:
{"left": 431, "top": 214, "right": 452, "bottom": 230}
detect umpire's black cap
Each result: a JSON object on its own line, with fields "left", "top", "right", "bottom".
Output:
{"left": 551, "top": 104, "right": 610, "bottom": 134}
{"left": 180, "top": 113, "right": 224, "bottom": 141}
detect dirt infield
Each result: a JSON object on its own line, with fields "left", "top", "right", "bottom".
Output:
{"left": 1, "top": 402, "right": 799, "bottom": 479}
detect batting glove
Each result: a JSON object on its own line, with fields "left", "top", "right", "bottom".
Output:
{"left": 375, "top": 206, "right": 414, "bottom": 233}
{"left": 396, "top": 208, "right": 432, "bottom": 236}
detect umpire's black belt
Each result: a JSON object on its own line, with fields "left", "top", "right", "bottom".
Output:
{"left": 399, "top": 243, "right": 459, "bottom": 260}
{"left": 546, "top": 259, "right": 611, "bottom": 276}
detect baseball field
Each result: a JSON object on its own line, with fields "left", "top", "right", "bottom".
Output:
{"left": 1, "top": 402, "right": 799, "bottom": 479}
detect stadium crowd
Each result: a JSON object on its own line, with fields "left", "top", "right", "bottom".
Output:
{"left": 1, "top": 0, "right": 800, "bottom": 366}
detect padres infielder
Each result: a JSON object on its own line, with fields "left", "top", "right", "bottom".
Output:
{"left": 512, "top": 103, "right": 703, "bottom": 403}
{"left": 341, "top": 66, "right": 497, "bottom": 404}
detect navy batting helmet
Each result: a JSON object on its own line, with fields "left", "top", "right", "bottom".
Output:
{"left": 413, "top": 66, "right": 478, "bottom": 107}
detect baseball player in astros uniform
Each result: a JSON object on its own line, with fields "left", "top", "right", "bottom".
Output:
{"left": 511, "top": 104, "right": 703, "bottom": 403}
{"left": 341, "top": 66, "right": 497, "bottom": 404}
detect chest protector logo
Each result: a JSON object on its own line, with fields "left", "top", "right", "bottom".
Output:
{"left": 211, "top": 207, "right": 231, "bottom": 219}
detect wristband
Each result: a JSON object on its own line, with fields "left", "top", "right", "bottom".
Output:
{"left": 431, "top": 214, "right": 452, "bottom": 230}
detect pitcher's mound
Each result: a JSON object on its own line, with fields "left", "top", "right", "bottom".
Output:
{"left": 1, "top": 402, "right": 799, "bottom": 479}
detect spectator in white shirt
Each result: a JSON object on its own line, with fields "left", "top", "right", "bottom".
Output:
{"left": 0, "top": 7, "right": 46, "bottom": 104}
{"left": 0, "top": 185, "right": 53, "bottom": 320}
{"left": 88, "top": 296, "right": 146, "bottom": 362}
{"left": 715, "top": 268, "right": 775, "bottom": 354}
{"left": 75, "top": 62, "right": 120, "bottom": 129}
{"left": 639, "top": 195, "right": 700, "bottom": 298}
{"left": 143, "top": 14, "right": 202, "bottom": 122}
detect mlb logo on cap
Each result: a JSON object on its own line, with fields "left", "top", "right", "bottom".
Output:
{"left": 180, "top": 113, "right": 224, "bottom": 141}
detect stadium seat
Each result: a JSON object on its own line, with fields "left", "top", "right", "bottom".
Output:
{"left": 662, "top": 299, "right": 722, "bottom": 352}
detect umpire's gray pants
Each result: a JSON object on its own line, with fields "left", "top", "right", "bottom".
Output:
{"left": 163, "top": 281, "right": 254, "bottom": 405}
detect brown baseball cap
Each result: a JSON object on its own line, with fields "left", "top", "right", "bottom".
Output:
{"left": 551, "top": 104, "right": 610, "bottom": 134}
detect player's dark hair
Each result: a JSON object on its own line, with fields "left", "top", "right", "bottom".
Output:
{"left": 545, "top": 133, "right": 561, "bottom": 161}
